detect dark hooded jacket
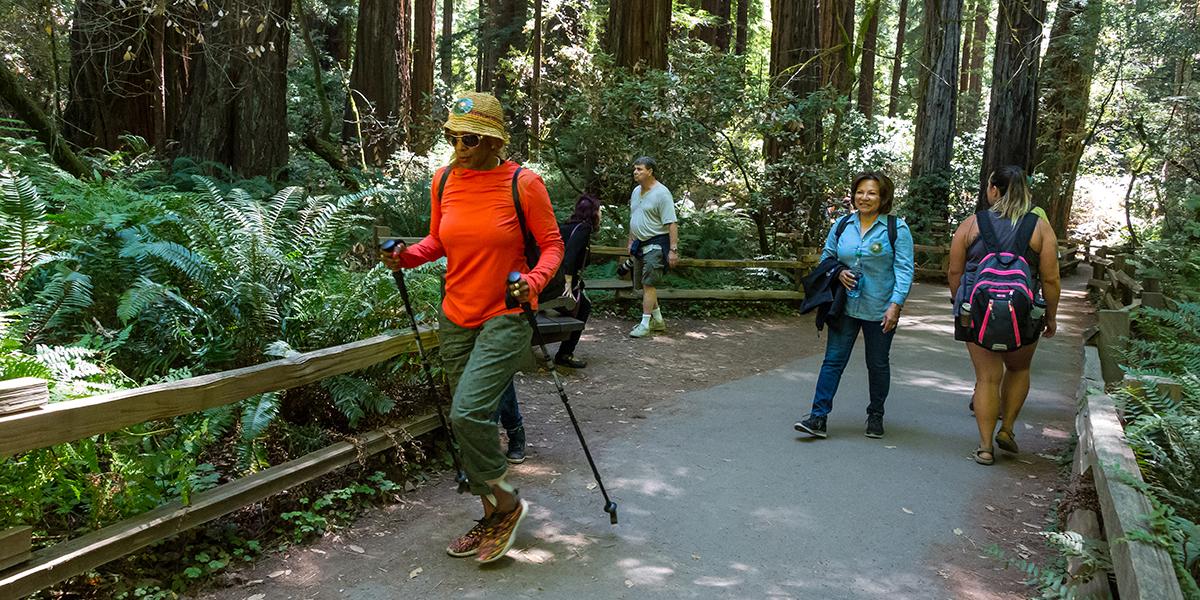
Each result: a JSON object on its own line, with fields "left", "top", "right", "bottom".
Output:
{"left": 800, "top": 256, "right": 849, "bottom": 331}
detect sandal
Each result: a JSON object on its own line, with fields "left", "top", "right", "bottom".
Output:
{"left": 974, "top": 447, "right": 995, "bottom": 465}
{"left": 995, "top": 430, "right": 1019, "bottom": 454}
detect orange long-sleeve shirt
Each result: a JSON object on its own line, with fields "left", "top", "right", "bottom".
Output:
{"left": 397, "top": 161, "right": 564, "bottom": 329}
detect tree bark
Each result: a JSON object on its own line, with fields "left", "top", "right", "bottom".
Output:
{"left": 735, "top": 0, "right": 750, "bottom": 54}
{"left": 478, "top": 0, "right": 527, "bottom": 99}
{"left": 1032, "top": 0, "right": 1102, "bottom": 236}
{"left": 344, "top": 0, "right": 411, "bottom": 167}
{"left": 909, "top": 0, "right": 963, "bottom": 239}
{"left": 887, "top": 0, "right": 911, "bottom": 117}
{"left": 608, "top": 0, "right": 671, "bottom": 71}
{"left": 856, "top": 0, "right": 880, "bottom": 117}
{"left": 958, "top": 0, "right": 975, "bottom": 92}
{"left": 979, "top": 0, "right": 1047, "bottom": 207}
{"left": 177, "top": 0, "right": 293, "bottom": 178}
{"left": 766, "top": 0, "right": 822, "bottom": 231}
{"left": 63, "top": 0, "right": 168, "bottom": 150}
{"left": 696, "top": 0, "right": 733, "bottom": 51}
{"left": 412, "top": 0, "right": 437, "bottom": 154}
{"left": 530, "top": 0, "right": 543, "bottom": 157}
{"left": 958, "top": 0, "right": 989, "bottom": 132}
{"left": 820, "top": 0, "right": 856, "bottom": 96}
{"left": 440, "top": 0, "right": 453, "bottom": 89}
{"left": 0, "top": 57, "right": 89, "bottom": 178}
{"left": 321, "top": 0, "right": 355, "bottom": 65}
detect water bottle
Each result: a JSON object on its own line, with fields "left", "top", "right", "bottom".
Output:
{"left": 846, "top": 250, "right": 863, "bottom": 299}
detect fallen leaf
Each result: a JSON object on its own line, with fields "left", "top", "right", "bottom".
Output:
{"left": 1018, "top": 459, "right": 1034, "bottom": 464}
{"left": 409, "top": 567, "right": 423, "bottom": 579}
{"left": 985, "top": 505, "right": 996, "bottom": 512}
{"left": 937, "top": 569, "right": 951, "bottom": 579}
{"left": 1027, "top": 475, "right": 1038, "bottom": 479}
{"left": 953, "top": 528, "right": 964, "bottom": 536}
{"left": 311, "top": 548, "right": 326, "bottom": 555}
{"left": 268, "top": 570, "right": 288, "bottom": 578}
{"left": 1022, "top": 522, "right": 1040, "bottom": 529}
{"left": 885, "top": 445, "right": 897, "bottom": 449}
{"left": 692, "top": 554, "right": 701, "bottom": 560}
{"left": 1024, "top": 423, "right": 1033, "bottom": 430}
{"left": 625, "top": 579, "right": 634, "bottom": 587}
{"left": 348, "top": 545, "right": 365, "bottom": 554}
{"left": 246, "top": 595, "right": 265, "bottom": 600}
{"left": 902, "top": 507, "right": 914, "bottom": 514}
{"left": 587, "top": 482, "right": 597, "bottom": 490}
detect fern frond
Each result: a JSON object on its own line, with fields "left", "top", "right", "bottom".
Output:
{"left": 0, "top": 169, "right": 49, "bottom": 276}
{"left": 117, "top": 276, "right": 170, "bottom": 323}
{"left": 22, "top": 267, "right": 94, "bottom": 343}
{"left": 322, "top": 375, "right": 394, "bottom": 428}
{"left": 240, "top": 392, "right": 280, "bottom": 441}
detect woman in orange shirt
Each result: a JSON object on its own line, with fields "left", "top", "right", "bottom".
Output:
{"left": 383, "top": 93, "right": 563, "bottom": 563}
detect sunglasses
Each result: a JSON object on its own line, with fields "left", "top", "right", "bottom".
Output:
{"left": 444, "top": 131, "right": 482, "bottom": 149}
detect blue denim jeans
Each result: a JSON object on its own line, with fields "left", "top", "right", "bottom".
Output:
{"left": 810, "top": 315, "right": 896, "bottom": 418}
{"left": 492, "top": 379, "right": 523, "bottom": 432}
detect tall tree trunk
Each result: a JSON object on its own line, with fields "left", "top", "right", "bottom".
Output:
{"left": 820, "top": 0, "right": 856, "bottom": 96}
{"left": 321, "top": 0, "right": 354, "bottom": 64}
{"left": 887, "top": 0, "right": 910, "bottom": 117}
{"left": 440, "top": 0, "right": 453, "bottom": 89}
{"left": 735, "top": 0, "right": 750, "bottom": 54}
{"left": 344, "top": 0, "right": 411, "bottom": 166}
{"left": 412, "top": 0, "right": 437, "bottom": 154}
{"left": 0, "top": 58, "right": 88, "bottom": 178}
{"left": 608, "top": 0, "right": 671, "bottom": 71}
{"left": 979, "top": 0, "right": 1047, "bottom": 207}
{"left": 63, "top": 0, "right": 166, "bottom": 150}
{"left": 856, "top": 0, "right": 880, "bottom": 117}
{"left": 958, "top": 0, "right": 989, "bottom": 132}
{"left": 1033, "top": 0, "right": 1102, "bottom": 236}
{"left": 696, "top": 0, "right": 733, "bottom": 51}
{"left": 909, "top": 0, "right": 963, "bottom": 240}
{"left": 478, "top": 0, "right": 527, "bottom": 99}
{"left": 766, "top": 0, "right": 822, "bottom": 235}
{"left": 958, "top": 0, "right": 975, "bottom": 92}
{"left": 530, "top": 0, "right": 542, "bottom": 157}
{"left": 177, "top": 0, "right": 292, "bottom": 177}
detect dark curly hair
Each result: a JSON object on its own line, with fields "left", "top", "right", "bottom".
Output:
{"left": 567, "top": 194, "right": 601, "bottom": 227}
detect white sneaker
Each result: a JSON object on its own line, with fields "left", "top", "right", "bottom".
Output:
{"left": 629, "top": 323, "right": 651, "bottom": 338}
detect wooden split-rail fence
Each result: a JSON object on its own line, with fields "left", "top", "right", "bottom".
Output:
{"left": 0, "top": 328, "right": 445, "bottom": 599}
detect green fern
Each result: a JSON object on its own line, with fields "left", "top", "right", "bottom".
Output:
{"left": 0, "top": 169, "right": 49, "bottom": 284}
{"left": 21, "top": 266, "right": 94, "bottom": 344}
{"left": 322, "top": 375, "right": 395, "bottom": 428}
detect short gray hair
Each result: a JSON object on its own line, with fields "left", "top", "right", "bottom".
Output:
{"left": 632, "top": 156, "right": 657, "bottom": 173}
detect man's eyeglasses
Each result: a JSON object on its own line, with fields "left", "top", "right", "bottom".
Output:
{"left": 444, "top": 131, "right": 482, "bottom": 149}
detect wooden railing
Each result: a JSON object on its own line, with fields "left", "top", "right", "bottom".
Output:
{"left": 1066, "top": 247, "right": 1186, "bottom": 599}
{"left": 0, "top": 328, "right": 443, "bottom": 599}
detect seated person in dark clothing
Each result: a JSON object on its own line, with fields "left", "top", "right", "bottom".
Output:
{"left": 554, "top": 194, "right": 599, "bottom": 368}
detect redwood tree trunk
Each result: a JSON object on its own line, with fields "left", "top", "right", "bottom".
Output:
{"left": 820, "top": 0, "right": 856, "bottom": 96}
{"left": 887, "top": 0, "right": 910, "bottom": 117}
{"left": 177, "top": 0, "right": 292, "bottom": 177}
{"left": 909, "top": 0, "right": 963, "bottom": 239}
{"left": 696, "top": 0, "right": 733, "bottom": 51}
{"left": 63, "top": 0, "right": 166, "bottom": 150}
{"left": 531, "top": 0, "right": 542, "bottom": 156}
{"left": 608, "top": 0, "right": 671, "bottom": 71}
{"left": 856, "top": 0, "right": 880, "bottom": 117}
{"left": 735, "top": 0, "right": 750, "bottom": 54}
{"left": 478, "top": 0, "right": 527, "bottom": 99}
{"left": 979, "top": 0, "right": 1047, "bottom": 207}
{"left": 412, "top": 0, "right": 437, "bottom": 153}
{"left": 958, "top": 0, "right": 990, "bottom": 132}
{"left": 345, "top": 0, "right": 411, "bottom": 166}
{"left": 766, "top": 0, "right": 822, "bottom": 233}
{"left": 440, "top": 0, "right": 453, "bottom": 88}
{"left": 1033, "top": 0, "right": 1102, "bottom": 236}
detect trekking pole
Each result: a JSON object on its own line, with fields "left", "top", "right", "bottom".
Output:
{"left": 507, "top": 272, "right": 618, "bottom": 524}
{"left": 381, "top": 239, "right": 469, "bottom": 494}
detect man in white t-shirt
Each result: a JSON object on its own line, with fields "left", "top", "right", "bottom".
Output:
{"left": 627, "top": 156, "right": 679, "bottom": 338}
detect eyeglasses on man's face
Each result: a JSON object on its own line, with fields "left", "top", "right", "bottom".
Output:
{"left": 444, "top": 131, "right": 482, "bottom": 149}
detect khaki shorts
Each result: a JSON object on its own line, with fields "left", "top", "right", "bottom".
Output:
{"left": 632, "top": 246, "right": 665, "bottom": 289}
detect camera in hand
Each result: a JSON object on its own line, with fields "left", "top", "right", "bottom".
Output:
{"left": 616, "top": 257, "right": 634, "bottom": 279}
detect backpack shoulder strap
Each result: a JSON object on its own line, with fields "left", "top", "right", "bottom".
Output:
{"left": 1012, "top": 212, "right": 1040, "bottom": 258}
{"left": 511, "top": 167, "right": 529, "bottom": 239}
{"left": 975, "top": 209, "right": 1001, "bottom": 252}
{"left": 834, "top": 214, "right": 854, "bottom": 239}
{"left": 888, "top": 215, "right": 897, "bottom": 248}
{"left": 435, "top": 166, "right": 452, "bottom": 204}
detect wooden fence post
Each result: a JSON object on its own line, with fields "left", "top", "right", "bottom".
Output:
{"left": 1096, "top": 309, "right": 1131, "bottom": 385}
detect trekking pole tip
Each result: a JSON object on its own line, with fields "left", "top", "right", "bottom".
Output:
{"left": 605, "top": 501, "right": 618, "bottom": 525}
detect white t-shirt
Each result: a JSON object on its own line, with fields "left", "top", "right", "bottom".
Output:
{"left": 629, "top": 182, "right": 677, "bottom": 242}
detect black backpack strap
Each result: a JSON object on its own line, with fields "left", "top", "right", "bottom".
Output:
{"left": 888, "top": 215, "right": 897, "bottom": 248}
{"left": 1012, "top": 212, "right": 1040, "bottom": 258}
{"left": 435, "top": 166, "right": 452, "bottom": 204}
{"left": 834, "top": 214, "right": 854, "bottom": 239}
{"left": 975, "top": 209, "right": 1001, "bottom": 253}
{"left": 511, "top": 167, "right": 527, "bottom": 236}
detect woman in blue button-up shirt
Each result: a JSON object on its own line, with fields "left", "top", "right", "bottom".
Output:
{"left": 795, "top": 173, "right": 915, "bottom": 439}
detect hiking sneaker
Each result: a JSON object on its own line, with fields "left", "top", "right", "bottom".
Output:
{"left": 446, "top": 516, "right": 493, "bottom": 557}
{"left": 505, "top": 426, "right": 526, "bottom": 464}
{"left": 554, "top": 354, "right": 587, "bottom": 369}
{"left": 649, "top": 317, "right": 666, "bottom": 332}
{"left": 794, "top": 415, "right": 827, "bottom": 438}
{"left": 629, "top": 323, "right": 651, "bottom": 338}
{"left": 476, "top": 498, "right": 530, "bottom": 563}
{"left": 865, "top": 414, "right": 885, "bottom": 438}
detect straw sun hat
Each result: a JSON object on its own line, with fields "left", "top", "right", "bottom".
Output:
{"left": 443, "top": 92, "right": 509, "bottom": 144}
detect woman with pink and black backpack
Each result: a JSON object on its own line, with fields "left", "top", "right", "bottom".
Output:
{"left": 947, "top": 165, "right": 1061, "bottom": 465}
